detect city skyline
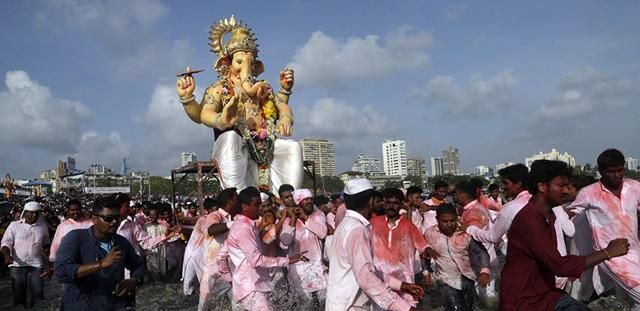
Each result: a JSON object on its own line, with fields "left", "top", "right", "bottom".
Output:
{"left": 1, "top": 1, "right": 639, "bottom": 179}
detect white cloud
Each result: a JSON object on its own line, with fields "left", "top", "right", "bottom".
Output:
{"left": 288, "top": 26, "right": 433, "bottom": 88}
{"left": 74, "top": 131, "right": 130, "bottom": 171}
{"left": 0, "top": 70, "right": 91, "bottom": 152}
{"left": 133, "top": 84, "right": 212, "bottom": 172}
{"left": 33, "top": 0, "right": 193, "bottom": 80}
{"left": 294, "top": 97, "right": 391, "bottom": 140}
{"left": 412, "top": 70, "right": 518, "bottom": 116}
{"left": 539, "top": 67, "right": 633, "bottom": 120}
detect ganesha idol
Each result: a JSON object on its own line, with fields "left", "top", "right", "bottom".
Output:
{"left": 176, "top": 16, "right": 303, "bottom": 193}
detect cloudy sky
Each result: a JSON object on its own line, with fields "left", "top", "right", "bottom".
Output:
{"left": 1, "top": 0, "right": 639, "bottom": 178}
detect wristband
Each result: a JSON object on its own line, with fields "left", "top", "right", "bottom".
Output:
{"left": 179, "top": 96, "right": 195, "bottom": 104}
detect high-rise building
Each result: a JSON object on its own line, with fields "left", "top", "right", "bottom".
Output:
{"left": 442, "top": 146, "right": 461, "bottom": 175}
{"left": 430, "top": 157, "right": 444, "bottom": 177}
{"left": 351, "top": 153, "right": 382, "bottom": 175}
{"left": 382, "top": 140, "right": 408, "bottom": 177}
{"left": 121, "top": 158, "right": 128, "bottom": 176}
{"left": 67, "top": 157, "right": 76, "bottom": 173}
{"left": 300, "top": 138, "right": 336, "bottom": 176}
{"left": 56, "top": 160, "right": 68, "bottom": 178}
{"left": 496, "top": 161, "right": 516, "bottom": 172}
{"left": 181, "top": 152, "right": 198, "bottom": 167}
{"left": 525, "top": 148, "right": 576, "bottom": 168}
{"left": 474, "top": 165, "right": 492, "bottom": 176}
{"left": 627, "top": 157, "right": 639, "bottom": 171}
{"left": 407, "top": 156, "right": 427, "bottom": 178}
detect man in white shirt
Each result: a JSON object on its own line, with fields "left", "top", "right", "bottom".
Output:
{"left": 326, "top": 179, "right": 423, "bottom": 311}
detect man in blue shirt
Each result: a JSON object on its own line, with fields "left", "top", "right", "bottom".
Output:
{"left": 54, "top": 196, "right": 145, "bottom": 311}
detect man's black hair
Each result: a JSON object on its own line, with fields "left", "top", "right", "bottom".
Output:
{"left": 528, "top": 160, "right": 573, "bottom": 195}
{"left": 114, "top": 193, "right": 130, "bottom": 206}
{"left": 436, "top": 203, "right": 458, "bottom": 218}
{"left": 469, "top": 177, "right": 484, "bottom": 190}
{"left": 344, "top": 190, "right": 374, "bottom": 211}
{"left": 433, "top": 180, "right": 449, "bottom": 190}
{"left": 488, "top": 183, "right": 500, "bottom": 192}
{"left": 455, "top": 181, "right": 476, "bottom": 200}
{"left": 67, "top": 199, "right": 82, "bottom": 209}
{"left": 406, "top": 186, "right": 422, "bottom": 196}
{"left": 313, "top": 195, "right": 329, "bottom": 206}
{"left": 381, "top": 188, "right": 405, "bottom": 202}
{"left": 597, "top": 148, "right": 625, "bottom": 171}
{"left": 92, "top": 196, "right": 119, "bottom": 215}
{"left": 203, "top": 197, "right": 218, "bottom": 210}
{"left": 278, "top": 184, "right": 294, "bottom": 196}
{"left": 498, "top": 164, "right": 529, "bottom": 186}
{"left": 236, "top": 187, "right": 261, "bottom": 213}
{"left": 371, "top": 190, "right": 383, "bottom": 200}
{"left": 217, "top": 188, "right": 237, "bottom": 206}
{"left": 571, "top": 175, "right": 597, "bottom": 191}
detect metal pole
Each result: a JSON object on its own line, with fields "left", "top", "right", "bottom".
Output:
{"left": 197, "top": 163, "right": 204, "bottom": 214}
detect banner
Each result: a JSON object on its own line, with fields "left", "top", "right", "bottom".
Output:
{"left": 84, "top": 186, "right": 130, "bottom": 194}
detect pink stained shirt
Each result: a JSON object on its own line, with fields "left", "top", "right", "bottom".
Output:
{"left": 49, "top": 218, "right": 93, "bottom": 262}
{"left": 552, "top": 205, "right": 575, "bottom": 289}
{"left": 202, "top": 209, "right": 232, "bottom": 272}
{"left": 370, "top": 215, "right": 429, "bottom": 304}
{"left": 224, "top": 214, "right": 289, "bottom": 303}
{"left": 134, "top": 212, "right": 149, "bottom": 227}
{"left": 569, "top": 178, "right": 640, "bottom": 289}
{"left": 423, "top": 225, "right": 491, "bottom": 290}
{"left": 326, "top": 210, "right": 412, "bottom": 311}
{"left": 1, "top": 219, "right": 50, "bottom": 268}
{"left": 117, "top": 217, "right": 165, "bottom": 255}
{"left": 461, "top": 200, "right": 496, "bottom": 261}
{"left": 466, "top": 190, "right": 532, "bottom": 244}
{"left": 280, "top": 208, "right": 328, "bottom": 293}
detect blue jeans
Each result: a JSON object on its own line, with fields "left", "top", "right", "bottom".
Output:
{"left": 10, "top": 266, "right": 44, "bottom": 308}
{"left": 555, "top": 294, "right": 591, "bottom": 311}
{"left": 439, "top": 276, "right": 476, "bottom": 311}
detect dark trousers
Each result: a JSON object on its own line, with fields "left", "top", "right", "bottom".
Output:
{"left": 439, "top": 276, "right": 476, "bottom": 311}
{"left": 555, "top": 294, "right": 591, "bottom": 311}
{"left": 10, "top": 266, "right": 44, "bottom": 308}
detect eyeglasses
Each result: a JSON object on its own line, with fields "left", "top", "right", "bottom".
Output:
{"left": 95, "top": 214, "right": 120, "bottom": 223}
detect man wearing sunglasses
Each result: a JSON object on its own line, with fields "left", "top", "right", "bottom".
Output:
{"left": 54, "top": 196, "right": 145, "bottom": 311}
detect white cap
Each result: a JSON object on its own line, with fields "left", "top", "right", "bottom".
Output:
{"left": 343, "top": 178, "right": 373, "bottom": 195}
{"left": 24, "top": 201, "right": 42, "bottom": 212}
{"left": 292, "top": 189, "right": 313, "bottom": 205}
{"left": 260, "top": 192, "right": 270, "bottom": 203}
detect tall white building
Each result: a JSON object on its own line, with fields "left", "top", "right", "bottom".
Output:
{"left": 627, "top": 157, "right": 639, "bottom": 171}
{"left": 442, "top": 146, "right": 461, "bottom": 175}
{"left": 407, "top": 156, "right": 427, "bottom": 178}
{"left": 351, "top": 153, "right": 382, "bottom": 175}
{"left": 382, "top": 140, "right": 408, "bottom": 177}
{"left": 431, "top": 157, "right": 444, "bottom": 177}
{"left": 525, "top": 148, "right": 576, "bottom": 168}
{"left": 474, "top": 165, "right": 491, "bottom": 176}
{"left": 300, "top": 138, "right": 336, "bottom": 176}
{"left": 181, "top": 152, "right": 197, "bottom": 166}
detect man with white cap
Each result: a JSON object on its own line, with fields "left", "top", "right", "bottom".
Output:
{"left": 1, "top": 201, "right": 51, "bottom": 308}
{"left": 280, "top": 188, "right": 328, "bottom": 308}
{"left": 326, "top": 179, "right": 424, "bottom": 311}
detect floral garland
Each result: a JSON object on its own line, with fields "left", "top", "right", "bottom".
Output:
{"left": 219, "top": 79, "right": 278, "bottom": 188}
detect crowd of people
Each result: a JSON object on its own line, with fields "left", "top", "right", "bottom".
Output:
{"left": 1, "top": 148, "right": 639, "bottom": 311}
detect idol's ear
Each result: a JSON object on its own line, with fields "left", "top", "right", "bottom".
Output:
{"left": 214, "top": 56, "right": 231, "bottom": 72}
{"left": 253, "top": 59, "right": 265, "bottom": 77}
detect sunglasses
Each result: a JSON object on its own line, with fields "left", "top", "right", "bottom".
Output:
{"left": 95, "top": 214, "right": 120, "bottom": 223}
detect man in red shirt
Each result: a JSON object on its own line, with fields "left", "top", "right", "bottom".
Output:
{"left": 500, "top": 160, "right": 630, "bottom": 311}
